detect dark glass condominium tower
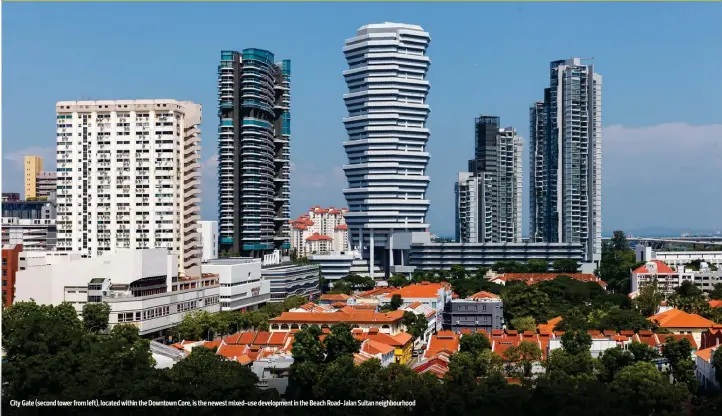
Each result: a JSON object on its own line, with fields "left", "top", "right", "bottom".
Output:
{"left": 529, "top": 58, "right": 602, "bottom": 264}
{"left": 217, "top": 49, "right": 291, "bottom": 257}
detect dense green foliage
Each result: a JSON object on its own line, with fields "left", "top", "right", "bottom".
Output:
{"left": 173, "top": 296, "right": 308, "bottom": 340}
{"left": 4, "top": 301, "right": 721, "bottom": 415}
{"left": 597, "top": 231, "right": 643, "bottom": 293}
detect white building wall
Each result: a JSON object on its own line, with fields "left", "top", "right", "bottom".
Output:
{"left": 342, "top": 23, "right": 432, "bottom": 276}
{"left": 14, "top": 249, "right": 218, "bottom": 335}
{"left": 199, "top": 220, "right": 219, "bottom": 262}
{"left": 201, "top": 258, "right": 271, "bottom": 311}
{"left": 54, "top": 99, "right": 202, "bottom": 277}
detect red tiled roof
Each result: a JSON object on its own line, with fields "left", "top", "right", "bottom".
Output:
{"left": 632, "top": 260, "right": 675, "bottom": 274}
{"left": 697, "top": 346, "right": 718, "bottom": 363}
{"left": 306, "top": 232, "right": 332, "bottom": 241}
{"left": 253, "top": 331, "right": 272, "bottom": 346}
{"left": 334, "top": 224, "right": 348, "bottom": 231}
{"left": 358, "top": 287, "right": 396, "bottom": 298}
{"left": 424, "top": 331, "right": 460, "bottom": 359}
{"left": 320, "top": 293, "right": 351, "bottom": 302}
{"left": 381, "top": 282, "right": 449, "bottom": 300}
{"left": 363, "top": 339, "right": 395, "bottom": 355}
{"left": 467, "top": 291, "right": 500, "bottom": 300}
{"left": 500, "top": 273, "right": 607, "bottom": 287}
{"left": 649, "top": 308, "right": 716, "bottom": 329}
{"left": 269, "top": 310, "right": 405, "bottom": 325}
{"left": 537, "top": 316, "right": 563, "bottom": 334}
{"left": 709, "top": 300, "right": 722, "bottom": 308}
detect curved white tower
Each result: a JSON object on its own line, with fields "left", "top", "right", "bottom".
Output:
{"left": 342, "top": 22, "right": 431, "bottom": 277}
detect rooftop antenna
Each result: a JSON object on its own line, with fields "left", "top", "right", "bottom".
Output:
{"left": 580, "top": 57, "right": 595, "bottom": 61}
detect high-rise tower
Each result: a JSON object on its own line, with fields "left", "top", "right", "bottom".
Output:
{"left": 342, "top": 22, "right": 431, "bottom": 277}
{"left": 54, "top": 99, "right": 202, "bottom": 277}
{"left": 529, "top": 58, "right": 602, "bottom": 264}
{"left": 217, "top": 49, "right": 291, "bottom": 257}
{"left": 457, "top": 116, "right": 522, "bottom": 243}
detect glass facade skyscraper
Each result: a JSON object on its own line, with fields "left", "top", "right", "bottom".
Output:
{"left": 529, "top": 58, "right": 602, "bottom": 264}
{"left": 217, "top": 49, "right": 291, "bottom": 257}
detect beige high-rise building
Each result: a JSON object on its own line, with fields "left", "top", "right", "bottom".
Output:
{"left": 24, "top": 156, "right": 43, "bottom": 199}
{"left": 54, "top": 99, "right": 202, "bottom": 277}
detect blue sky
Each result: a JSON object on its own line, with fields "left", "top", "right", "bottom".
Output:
{"left": 3, "top": 3, "right": 721, "bottom": 237}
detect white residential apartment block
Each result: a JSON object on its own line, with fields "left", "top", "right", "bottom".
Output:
{"left": 290, "top": 206, "right": 349, "bottom": 257}
{"left": 199, "top": 220, "right": 219, "bottom": 263}
{"left": 55, "top": 100, "right": 202, "bottom": 277}
{"left": 13, "top": 249, "right": 220, "bottom": 335}
{"left": 455, "top": 172, "right": 486, "bottom": 243}
{"left": 636, "top": 245, "right": 722, "bottom": 270}
{"left": 529, "top": 58, "right": 603, "bottom": 264}
{"left": 630, "top": 260, "right": 722, "bottom": 295}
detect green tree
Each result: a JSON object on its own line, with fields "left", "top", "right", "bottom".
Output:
{"left": 627, "top": 341, "right": 660, "bottom": 362}
{"left": 526, "top": 259, "right": 549, "bottom": 273}
{"left": 545, "top": 348, "right": 596, "bottom": 379}
{"left": 634, "top": 281, "right": 664, "bottom": 317}
{"left": 592, "top": 308, "right": 653, "bottom": 332}
{"left": 324, "top": 323, "right": 361, "bottom": 363}
{"left": 611, "top": 362, "right": 687, "bottom": 416}
{"left": 389, "top": 294, "right": 403, "bottom": 311}
{"left": 552, "top": 259, "right": 580, "bottom": 273}
{"left": 450, "top": 264, "right": 467, "bottom": 280}
{"left": 668, "top": 280, "right": 707, "bottom": 314}
{"left": 712, "top": 348, "right": 722, "bottom": 387}
{"left": 502, "top": 284, "right": 552, "bottom": 323}
{"left": 560, "top": 329, "right": 592, "bottom": 355}
{"left": 402, "top": 311, "right": 429, "bottom": 339}
{"left": 460, "top": 332, "right": 492, "bottom": 355}
{"left": 509, "top": 316, "right": 537, "bottom": 332}
{"left": 477, "top": 349, "right": 504, "bottom": 378}
{"left": 329, "top": 280, "right": 353, "bottom": 295}
{"left": 388, "top": 273, "right": 411, "bottom": 288}
{"left": 503, "top": 341, "right": 543, "bottom": 379}
{"left": 708, "top": 283, "right": 722, "bottom": 300}
{"left": 342, "top": 274, "right": 375, "bottom": 290}
{"left": 492, "top": 261, "right": 527, "bottom": 273}
{"left": 288, "top": 325, "right": 325, "bottom": 399}
{"left": 661, "top": 336, "right": 698, "bottom": 393}
{"left": 598, "top": 231, "right": 640, "bottom": 293}
{"left": 82, "top": 302, "right": 111, "bottom": 333}
{"left": 598, "top": 347, "right": 635, "bottom": 382}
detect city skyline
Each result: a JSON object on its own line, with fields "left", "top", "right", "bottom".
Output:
{"left": 3, "top": 3, "right": 721, "bottom": 237}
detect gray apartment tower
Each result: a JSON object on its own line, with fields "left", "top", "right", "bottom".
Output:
{"left": 455, "top": 116, "right": 522, "bottom": 243}
{"left": 217, "top": 49, "right": 291, "bottom": 257}
{"left": 529, "top": 58, "right": 602, "bottom": 264}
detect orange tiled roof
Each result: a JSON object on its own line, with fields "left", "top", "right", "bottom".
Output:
{"left": 269, "top": 310, "right": 405, "bottom": 325}
{"left": 306, "top": 233, "right": 332, "bottom": 241}
{"left": 217, "top": 343, "right": 249, "bottom": 360}
{"left": 500, "top": 273, "right": 607, "bottom": 287}
{"left": 354, "top": 330, "right": 413, "bottom": 347}
{"left": 696, "top": 346, "right": 717, "bottom": 363}
{"left": 649, "top": 308, "right": 716, "bottom": 329}
{"left": 382, "top": 282, "right": 449, "bottom": 300}
{"left": 467, "top": 291, "right": 500, "bottom": 300}
{"left": 358, "top": 287, "right": 396, "bottom": 298}
{"left": 660, "top": 333, "right": 698, "bottom": 350}
{"left": 334, "top": 224, "right": 348, "bottom": 231}
{"left": 424, "top": 331, "right": 460, "bottom": 359}
{"left": 363, "top": 339, "right": 395, "bottom": 355}
{"left": 632, "top": 260, "right": 675, "bottom": 274}
{"left": 709, "top": 300, "right": 722, "bottom": 308}
{"left": 320, "top": 293, "right": 351, "bottom": 302}
{"left": 537, "top": 316, "right": 563, "bottom": 334}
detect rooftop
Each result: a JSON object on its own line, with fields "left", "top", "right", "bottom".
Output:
{"left": 649, "top": 308, "right": 716, "bottom": 329}
{"left": 269, "top": 310, "right": 405, "bottom": 324}
{"left": 380, "top": 282, "right": 451, "bottom": 300}
{"left": 633, "top": 260, "right": 676, "bottom": 274}
{"left": 496, "top": 273, "right": 607, "bottom": 287}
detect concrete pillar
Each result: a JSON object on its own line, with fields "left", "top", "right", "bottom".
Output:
{"left": 359, "top": 228, "right": 364, "bottom": 252}
{"left": 388, "top": 231, "right": 394, "bottom": 269}
{"left": 369, "top": 230, "right": 375, "bottom": 279}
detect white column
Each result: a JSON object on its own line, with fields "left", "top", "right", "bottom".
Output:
{"left": 388, "top": 231, "right": 394, "bottom": 269}
{"left": 369, "top": 230, "right": 375, "bottom": 279}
